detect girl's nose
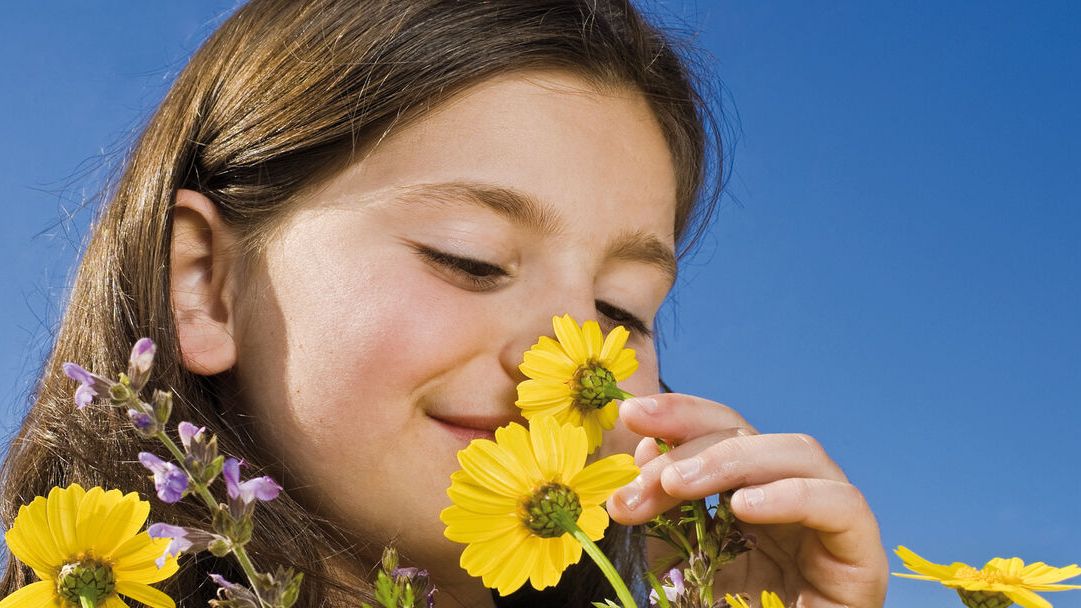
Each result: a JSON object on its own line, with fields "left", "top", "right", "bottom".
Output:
{"left": 498, "top": 299, "right": 598, "bottom": 382}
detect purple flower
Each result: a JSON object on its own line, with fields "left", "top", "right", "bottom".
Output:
{"left": 649, "top": 568, "right": 685, "bottom": 606}
{"left": 138, "top": 452, "right": 188, "bottom": 503}
{"left": 148, "top": 523, "right": 192, "bottom": 568}
{"left": 61, "top": 362, "right": 114, "bottom": 409}
{"left": 178, "top": 421, "right": 206, "bottom": 450}
{"left": 223, "top": 458, "right": 282, "bottom": 505}
{"left": 128, "top": 409, "right": 157, "bottom": 435}
{"left": 129, "top": 338, "right": 156, "bottom": 374}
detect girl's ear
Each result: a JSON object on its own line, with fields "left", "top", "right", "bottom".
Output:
{"left": 170, "top": 189, "right": 238, "bottom": 375}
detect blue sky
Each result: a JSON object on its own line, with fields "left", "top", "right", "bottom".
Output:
{"left": 2, "top": 3, "right": 1079, "bottom": 606}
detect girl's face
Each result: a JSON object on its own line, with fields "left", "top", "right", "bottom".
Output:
{"left": 231, "top": 70, "right": 677, "bottom": 600}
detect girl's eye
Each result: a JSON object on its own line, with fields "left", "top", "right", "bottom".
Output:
{"left": 417, "top": 246, "right": 508, "bottom": 290}
{"left": 596, "top": 300, "right": 652, "bottom": 338}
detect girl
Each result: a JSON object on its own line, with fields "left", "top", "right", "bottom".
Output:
{"left": 0, "top": 1, "right": 887, "bottom": 606}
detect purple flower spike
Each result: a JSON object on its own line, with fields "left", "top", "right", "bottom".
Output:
{"left": 138, "top": 452, "right": 188, "bottom": 503}
{"left": 148, "top": 523, "right": 191, "bottom": 568}
{"left": 223, "top": 458, "right": 283, "bottom": 505}
{"left": 178, "top": 421, "right": 206, "bottom": 450}
{"left": 61, "top": 363, "right": 113, "bottom": 410}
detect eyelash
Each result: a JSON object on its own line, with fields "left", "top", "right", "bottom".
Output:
{"left": 417, "top": 246, "right": 653, "bottom": 338}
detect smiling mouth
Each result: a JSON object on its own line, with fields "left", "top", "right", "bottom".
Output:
{"left": 427, "top": 413, "right": 515, "bottom": 443}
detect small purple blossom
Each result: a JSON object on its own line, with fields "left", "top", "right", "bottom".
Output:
{"left": 178, "top": 421, "right": 206, "bottom": 450}
{"left": 649, "top": 568, "right": 685, "bottom": 606}
{"left": 128, "top": 409, "right": 157, "bottom": 434}
{"left": 129, "top": 338, "right": 156, "bottom": 374}
{"left": 223, "top": 458, "right": 282, "bottom": 505}
{"left": 148, "top": 523, "right": 191, "bottom": 568}
{"left": 138, "top": 452, "right": 188, "bottom": 503}
{"left": 61, "top": 362, "right": 113, "bottom": 410}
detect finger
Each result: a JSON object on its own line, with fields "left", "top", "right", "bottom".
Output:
{"left": 619, "top": 393, "right": 758, "bottom": 444}
{"left": 609, "top": 430, "right": 742, "bottom": 525}
{"left": 633, "top": 436, "right": 661, "bottom": 466}
{"left": 730, "top": 478, "right": 883, "bottom": 567}
{"left": 659, "top": 433, "right": 849, "bottom": 500}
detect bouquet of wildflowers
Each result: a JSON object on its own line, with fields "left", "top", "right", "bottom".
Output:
{"left": 2, "top": 319, "right": 1078, "bottom": 608}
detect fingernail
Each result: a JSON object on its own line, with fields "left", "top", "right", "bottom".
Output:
{"left": 671, "top": 457, "right": 702, "bottom": 482}
{"left": 617, "top": 476, "right": 644, "bottom": 511}
{"left": 629, "top": 397, "right": 658, "bottom": 414}
{"left": 739, "top": 487, "right": 765, "bottom": 509}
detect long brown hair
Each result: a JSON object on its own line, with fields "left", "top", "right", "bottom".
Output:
{"left": 0, "top": 1, "right": 725, "bottom": 606}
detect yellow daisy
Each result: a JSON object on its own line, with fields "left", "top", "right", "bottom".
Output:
{"left": 724, "top": 590, "right": 786, "bottom": 608}
{"left": 440, "top": 415, "right": 639, "bottom": 596}
{"left": 1, "top": 484, "right": 179, "bottom": 608}
{"left": 516, "top": 314, "right": 639, "bottom": 453}
{"left": 894, "top": 545, "right": 1081, "bottom": 608}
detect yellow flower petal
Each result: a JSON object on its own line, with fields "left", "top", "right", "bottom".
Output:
{"left": 724, "top": 594, "right": 751, "bottom": 608}
{"left": 91, "top": 488, "right": 149, "bottom": 558}
{"left": 489, "top": 537, "right": 539, "bottom": 596}
{"left": 115, "top": 580, "right": 176, "bottom": 608}
{"left": 761, "top": 590, "right": 786, "bottom": 608}
{"left": 598, "top": 325, "right": 630, "bottom": 363}
{"left": 569, "top": 454, "right": 638, "bottom": 506}
{"left": 446, "top": 479, "right": 519, "bottom": 515}
{"left": 495, "top": 424, "right": 544, "bottom": 482}
{"left": 458, "top": 439, "right": 531, "bottom": 498}
{"left": 581, "top": 320, "right": 604, "bottom": 359}
{"left": 894, "top": 546, "right": 960, "bottom": 580}
{"left": 527, "top": 537, "right": 562, "bottom": 591}
{"left": 607, "top": 348, "right": 639, "bottom": 380}
{"left": 520, "top": 345, "right": 577, "bottom": 380}
{"left": 47, "top": 484, "right": 83, "bottom": 558}
{"left": 461, "top": 529, "right": 527, "bottom": 576}
{"left": 442, "top": 508, "right": 521, "bottom": 543}
{"left": 529, "top": 416, "right": 569, "bottom": 480}
{"left": 551, "top": 314, "right": 588, "bottom": 363}
{"left": 111, "top": 534, "right": 179, "bottom": 584}
{"left": 1005, "top": 588, "right": 1052, "bottom": 608}
{"left": 6, "top": 501, "right": 62, "bottom": 579}
{"left": 0, "top": 581, "right": 59, "bottom": 608}
{"left": 576, "top": 505, "right": 610, "bottom": 541}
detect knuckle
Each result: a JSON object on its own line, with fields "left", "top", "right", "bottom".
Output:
{"left": 792, "top": 432, "right": 823, "bottom": 453}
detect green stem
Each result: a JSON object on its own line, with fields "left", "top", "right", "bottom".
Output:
{"left": 78, "top": 595, "right": 95, "bottom": 608}
{"left": 553, "top": 511, "right": 637, "bottom": 608}
{"left": 154, "top": 431, "right": 273, "bottom": 608}
{"left": 691, "top": 498, "right": 714, "bottom": 605}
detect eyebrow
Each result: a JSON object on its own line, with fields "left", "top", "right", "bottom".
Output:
{"left": 393, "top": 181, "right": 678, "bottom": 283}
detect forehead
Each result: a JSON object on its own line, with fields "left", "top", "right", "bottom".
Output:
{"left": 310, "top": 70, "right": 679, "bottom": 246}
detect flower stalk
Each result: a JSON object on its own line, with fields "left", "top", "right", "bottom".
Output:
{"left": 551, "top": 509, "right": 637, "bottom": 608}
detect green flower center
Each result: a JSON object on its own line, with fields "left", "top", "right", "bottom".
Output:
{"left": 522, "top": 483, "right": 582, "bottom": 538}
{"left": 56, "top": 558, "right": 115, "bottom": 608}
{"left": 957, "top": 590, "right": 1014, "bottom": 608}
{"left": 572, "top": 363, "right": 621, "bottom": 411}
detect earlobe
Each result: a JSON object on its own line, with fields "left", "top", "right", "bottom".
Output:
{"left": 171, "top": 189, "right": 238, "bottom": 375}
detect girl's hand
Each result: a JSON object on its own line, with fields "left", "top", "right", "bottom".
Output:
{"left": 607, "top": 393, "right": 888, "bottom": 608}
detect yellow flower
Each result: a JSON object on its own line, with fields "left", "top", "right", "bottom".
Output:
{"left": 1, "top": 484, "right": 179, "bottom": 608}
{"left": 724, "top": 590, "right": 785, "bottom": 608}
{"left": 516, "top": 314, "right": 638, "bottom": 453}
{"left": 894, "top": 545, "right": 1081, "bottom": 608}
{"left": 440, "top": 415, "right": 639, "bottom": 596}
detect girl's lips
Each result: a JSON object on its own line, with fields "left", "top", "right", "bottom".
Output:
{"left": 427, "top": 413, "right": 515, "bottom": 443}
